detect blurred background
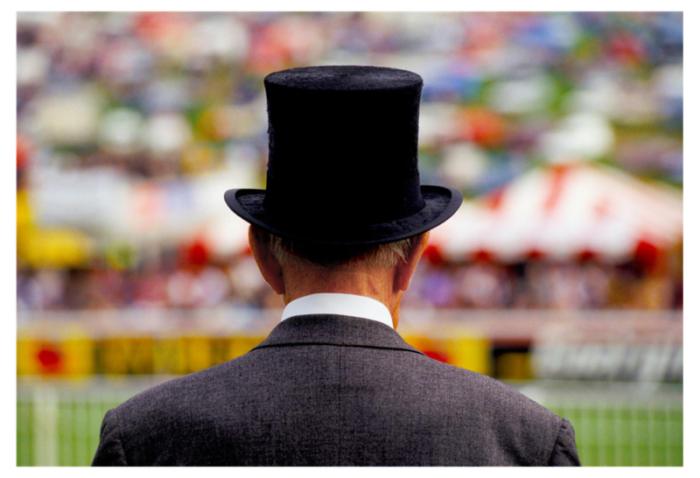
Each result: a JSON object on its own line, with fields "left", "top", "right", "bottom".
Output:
{"left": 16, "top": 11, "right": 682, "bottom": 466}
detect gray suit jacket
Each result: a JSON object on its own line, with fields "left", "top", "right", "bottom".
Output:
{"left": 92, "top": 314, "right": 580, "bottom": 466}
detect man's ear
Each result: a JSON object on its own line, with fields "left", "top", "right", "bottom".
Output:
{"left": 394, "top": 232, "right": 429, "bottom": 293}
{"left": 248, "top": 226, "right": 285, "bottom": 295}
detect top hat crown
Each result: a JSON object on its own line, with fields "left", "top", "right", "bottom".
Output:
{"left": 225, "top": 65, "right": 462, "bottom": 245}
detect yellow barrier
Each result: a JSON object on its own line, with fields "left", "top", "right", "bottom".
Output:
{"left": 17, "top": 330, "right": 94, "bottom": 377}
{"left": 17, "top": 331, "right": 492, "bottom": 377}
{"left": 404, "top": 330, "right": 491, "bottom": 376}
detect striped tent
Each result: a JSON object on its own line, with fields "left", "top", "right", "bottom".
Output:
{"left": 429, "top": 162, "right": 683, "bottom": 263}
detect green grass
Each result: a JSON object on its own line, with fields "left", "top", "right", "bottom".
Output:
{"left": 545, "top": 403, "right": 682, "bottom": 466}
{"left": 17, "top": 379, "right": 683, "bottom": 466}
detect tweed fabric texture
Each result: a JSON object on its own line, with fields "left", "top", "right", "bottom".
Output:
{"left": 92, "top": 315, "right": 580, "bottom": 466}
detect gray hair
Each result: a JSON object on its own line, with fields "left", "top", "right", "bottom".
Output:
{"left": 258, "top": 229, "right": 415, "bottom": 269}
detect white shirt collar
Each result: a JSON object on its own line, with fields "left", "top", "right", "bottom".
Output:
{"left": 281, "top": 293, "right": 394, "bottom": 328}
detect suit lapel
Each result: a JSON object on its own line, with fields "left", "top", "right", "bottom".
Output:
{"left": 252, "top": 314, "right": 423, "bottom": 355}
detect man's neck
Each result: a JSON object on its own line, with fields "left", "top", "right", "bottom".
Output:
{"left": 281, "top": 266, "right": 402, "bottom": 329}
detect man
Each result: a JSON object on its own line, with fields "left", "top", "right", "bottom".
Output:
{"left": 92, "top": 66, "right": 580, "bottom": 466}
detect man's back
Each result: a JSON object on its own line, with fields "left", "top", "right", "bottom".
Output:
{"left": 93, "top": 315, "right": 580, "bottom": 466}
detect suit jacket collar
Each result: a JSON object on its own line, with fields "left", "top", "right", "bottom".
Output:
{"left": 252, "top": 314, "right": 424, "bottom": 355}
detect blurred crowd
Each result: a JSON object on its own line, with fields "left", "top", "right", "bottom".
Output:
{"left": 16, "top": 239, "right": 682, "bottom": 312}
{"left": 17, "top": 12, "right": 683, "bottom": 313}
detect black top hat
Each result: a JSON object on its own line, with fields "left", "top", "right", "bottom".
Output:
{"left": 225, "top": 65, "right": 462, "bottom": 245}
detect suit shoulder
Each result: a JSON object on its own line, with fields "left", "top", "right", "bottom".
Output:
{"left": 107, "top": 353, "right": 260, "bottom": 464}
{"left": 415, "top": 353, "right": 559, "bottom": 419}
{"left": 409, "top": 354, "right": 564, "bottom": 460}
{"left": 114, "top": 352, "right": 255, "bottom": 424}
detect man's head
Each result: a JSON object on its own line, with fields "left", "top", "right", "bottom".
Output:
{"left": 225, "top": 66, "right": 462, "bottom": 327}
{"left": 248, "top": 226, "right": 430, "bottom": 328}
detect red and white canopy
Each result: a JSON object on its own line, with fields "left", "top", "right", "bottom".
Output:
{"left": 429, "top": 163, "right": 682, "bottom": 263}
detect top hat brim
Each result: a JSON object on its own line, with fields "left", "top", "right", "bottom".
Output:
{"left": 224, "top": 185, "right": 463, "bottom": 246}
